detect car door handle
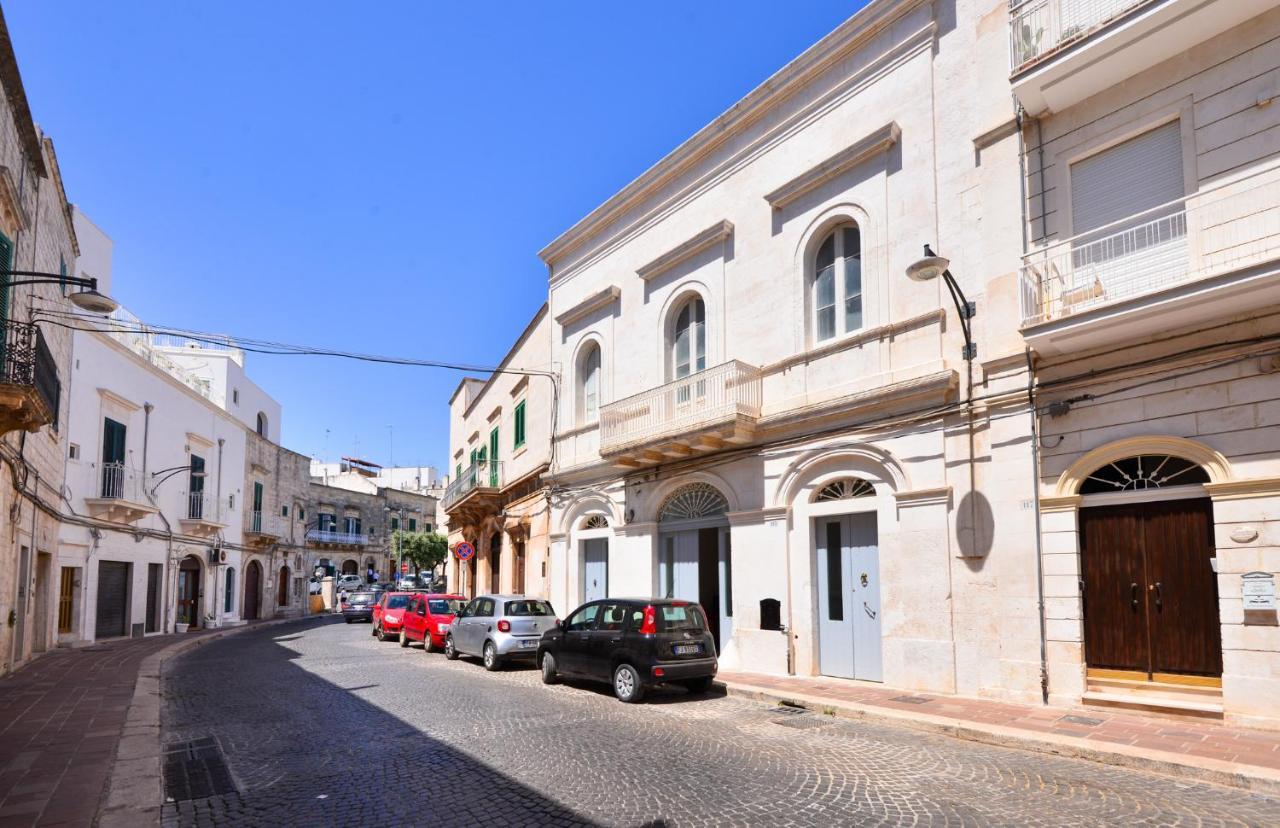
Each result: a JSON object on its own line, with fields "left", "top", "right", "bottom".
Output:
{"left": 609, "top": 637, "right": 621, "bottom": 643}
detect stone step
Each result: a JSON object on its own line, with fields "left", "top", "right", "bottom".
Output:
{"left": 1081, "top": 690, "right": 1224, "bottom": 719}
{"left": 1087, "top": 676, "right": 1222, "bottom": 701}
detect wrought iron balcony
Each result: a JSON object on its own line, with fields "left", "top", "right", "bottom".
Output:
{"left": 305, "top": 528, "right": 370, "bottom": 547}
{"left": 85, "top": 461, "right": 157, "bottom": 524}
{"left": 442, "top": 460, "right": 503, "bottom": 513}
{"left": 0, "top": 320, "right": 58, "bottom": 436}
{"left": 599, "top": 360, "right": 761, "bottom": 467}
{"left": 179, "top": 491, "right": 225, "bottom": 537}
{"left": 245, "top": 509, "right": 284, "bottom": 545}
{"left": 1009, "top": 0, "right": 1151, "bottom": 69}
{"left": 1019, "top": 164, "right": 1280, "bottom": 353}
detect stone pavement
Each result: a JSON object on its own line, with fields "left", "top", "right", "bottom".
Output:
{"left": 717, "top": 670, "right": 1280, "bottom": 794}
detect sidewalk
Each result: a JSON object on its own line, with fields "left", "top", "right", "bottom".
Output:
{"left": 717, "top": 670, "right": 1280, "bottom": 795}
{"left": 0, "top": 621, "right": 293, "bottom": 828}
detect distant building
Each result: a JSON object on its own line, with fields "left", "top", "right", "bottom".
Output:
{"left": 311, "top": 457, "right": 439, "bottom": 496}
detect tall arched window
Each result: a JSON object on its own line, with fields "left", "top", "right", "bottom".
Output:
{"left": 813, "top": 224, "right": 862, "bottom": 342}
{"left": 256, "top": 412, "right": 268, "bottom": 436}
{"left": 224, "top": 567, "right": 236, "bottom": 613}
{"left": 578, "top": 342, "right": 601, "bottom": 425}
{"left": 671, "top": 297, "right": 706, "bottom": 379}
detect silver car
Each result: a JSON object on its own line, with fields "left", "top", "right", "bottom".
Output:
{"left": 445, "top": 594, "right": 558, "bottom": 671}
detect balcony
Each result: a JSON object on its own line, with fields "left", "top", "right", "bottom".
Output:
{"left": 1019, "top": 164, "right": 1280, "bottom": 354}
{"left": 1009, "top": 0, "right": 1272, "bottom": 115}
{"left": 245, "top": 510, "right": 284, "bottom": 546}
{"left": 442, "top": 461, "right": 503, "bottom": 523}
{"left": 0, "top": 321, "right": 58, "bottom": 437}
{"left": 305, "top": 528, "right": 370, "bottom": 548}
{"left": 85, "top": 462, "right": 158, "bottom": 524}
{"left": 599, "top": 360, "right": 761, "bottom": 468}
{"left": 179, "top": 491, "right": 226, "bottom": 538}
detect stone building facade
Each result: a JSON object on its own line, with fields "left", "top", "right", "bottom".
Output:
{"left": 305, "top": 480, "right": 437, "bottom": 583}
{"left": 0, "top": 7, "right": 82, "bottom": 673}
{"left": 242, "top": 431, "right": 313, "bottom": 618}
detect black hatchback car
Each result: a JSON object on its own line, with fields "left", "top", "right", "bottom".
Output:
{"left": 341, "top": 590, "right": 378, "bottom": 623}
{"left": 537, "top": 599, "right": 717, "bottom": 703}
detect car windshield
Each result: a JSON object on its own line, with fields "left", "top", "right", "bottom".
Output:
{"left": 386, "top": 596, "right": 410, "bottom": 609}
{"left": 505, "top": 600, "right": 554, "bottom": 616}
{"left": 657, "top": 604, "right": 706, "bottom": 631}
{"left": 349, "top": 593, "right": 375, "bottom": 604}
{"left": 428, "top": 599, "right": 465, "bottom": 615}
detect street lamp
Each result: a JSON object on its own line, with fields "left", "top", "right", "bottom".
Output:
{"left": 151, "top": 465, "right": 205, "bottom": 498}
{"left": 905, "top": 246, "right": 976, "bottom": 361}
{"left": 3, "top": 270, "right": 119, "bottom": 314}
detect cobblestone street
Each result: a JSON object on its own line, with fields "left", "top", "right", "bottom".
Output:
{"left": 159, "top": 618, "right": 1280, "bottom": 827}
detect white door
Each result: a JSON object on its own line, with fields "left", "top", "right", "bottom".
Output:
{"left": 582, "top": 538, "right": 608, "bottom": 603}
{"left": 719, "top": 528, "right": 734, "bottom": 648}
{"left": 658, "top": 531, "right": 699, "bottom": 601}
{"left": 815, "top": 512, "right": 881, "bottom": 681}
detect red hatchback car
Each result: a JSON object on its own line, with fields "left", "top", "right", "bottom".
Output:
{"left": 371, "top": 592, "right": 416, "bottom": 642}
{"left": 400, "top": 593, "right": 467, "bottom": 652}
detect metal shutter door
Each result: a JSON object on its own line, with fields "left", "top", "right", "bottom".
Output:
{"left": 95, "top": 561, "right": 129, "bottom": 639}
{"left": 1070, "top": 121, "right": 1184, "bottom": 235}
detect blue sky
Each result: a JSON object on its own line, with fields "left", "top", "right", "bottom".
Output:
{"left": 7, "top": 1, "right": 862, "bottom": 472}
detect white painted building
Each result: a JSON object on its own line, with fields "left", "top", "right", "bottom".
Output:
{"left": 310, "top": 459, "right": 439, "bottom": 497}
{"left": 537, "top": 0, "right": 1039, "bottom": 699}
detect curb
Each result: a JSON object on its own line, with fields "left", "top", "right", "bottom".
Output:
{"left": 96, "top": 616, "right": 321, "bottom": 828}
{"left": 716, "top": 681, "right": 1280, "bottom": 797}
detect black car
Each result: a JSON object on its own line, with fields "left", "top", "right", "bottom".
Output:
{"left": 538, "top": 599, "right": 717, "bottom": 703}
{"left": 341, "top": 590, "right": 378, "bottom": 623}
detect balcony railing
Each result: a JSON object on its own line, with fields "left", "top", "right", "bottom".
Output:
{"left": 305, "top": 528, "right": 370, "bottom": 546}
{"left": 100, "top": 461, "right": 145, "bottom": 502}
{"left": 0, "top": 320, "right": 59, "bottom": 426}
{"left": 600, "top": 360, "right": 762, "bottom": 453}
{"left": 1009, "top": 0, "right": 1151, "bottom": 70}
{"left": 442, "top": 461, "right": 504, "bottom": 511}
{"left": 186, "top": 490, "right": 216, "bottom": 521}
{"left": 1020, "top": 165, "right": 1280, "bottom": 326}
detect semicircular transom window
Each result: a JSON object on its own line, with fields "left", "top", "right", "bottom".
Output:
{"left": 1079, "top": 455, "right": 1210, "bottom": 494}
{"left": 813, "top": 477, "right": 875, "bottom": 502}
{"left": 659, "top": 483, "right": 729, "bottom": 523}
{"left": 581, "top": 514, "right": 609, "bottom": 530}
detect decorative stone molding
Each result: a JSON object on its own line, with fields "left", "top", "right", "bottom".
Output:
{"left": 186, "top": 431, "right": 214, "bottom": 449}
{"left": 763, "top": 309, "right": 942, "bottom": 374}
{"left": 554, "top": 285, "right": 621, "bottom": 328}
{"left": 98, "top": 388, "right": 141, "bottom": 413}
{"left": 763, "top": 122, "right": 900, "bottom": 211}
{"left": 0, "top": 166, "right": 28, "bottom": 234}
{"left": 1039, "top": 495, "right": 1083, "bottom": 512}
{"left": 894, "top": 486, "right": 951, "bottom": 509}
{"left": 636, "top": 220, "right": 734, "bottom": 281}
{"left": 726, "top": 507, "right": 788, "bottom": 527}
{"left": 617, "top": 520, "right": 657, "bottom": 537}
{"left": 1053, "top": 436, "right": 1233, "bottom": 497}
{"left": 1204, "top": 477, "right": 1280, "bottom": 501}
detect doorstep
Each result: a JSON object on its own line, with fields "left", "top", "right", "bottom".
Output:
{"left": 715, "top": 670, "right": 1280, "bottom": 796}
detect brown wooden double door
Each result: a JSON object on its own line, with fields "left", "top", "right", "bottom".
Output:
{"left": 1079, "top": 498, "right": 1221, "bottom": 678}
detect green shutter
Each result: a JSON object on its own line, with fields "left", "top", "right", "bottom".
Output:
{"left": 253, "top": 481, "right": 263, "bottom": 511}
{"left": 514, "top": 401, "right": 526, "bottom": 448}
{"left": 59, "top": 257, "right": 67, "bottom": 297}
{"left": 0, "top": 233, "right": 12, "bottom": 371}
{"left": 490, "top": 427, "right": 499, "bottom": 461}
{"left": 409, "top": 518, "right": 416, "bottom": 532}
{"left": 456, "top": 463, "right": 462, "bottom": 479}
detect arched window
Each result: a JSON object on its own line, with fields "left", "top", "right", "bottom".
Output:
{"left": 813, "top": 477, "right": 875, "bottom": 502}
{"left": 1079, "top": 455, "right": 1209, "bottom": 494}
{"left": 578, "top": 342, "right": 601, "bottom": 425}
{"left": 671, "top": 297, "right": 706, "bottom": 379}
{"left": 581, "top": 514, "right": 609, "bottom": 530}
{"left": 256, "top": 412, "right": 268, "bottom": 436}
{"left": 659, "top": 483, "right": 728, "bottom": 522}
{"left": 813, "top": 224, "right": 862, "bottom": 342}
{"left": 224, "top": 567, "right": 236, "bottom": 613}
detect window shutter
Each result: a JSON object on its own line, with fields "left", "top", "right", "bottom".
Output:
{"left": 1070, "top": 121, "right": 1184, "bottom": 236}
{"left": 0, "top": 233, "right": 12, "bottom": 328}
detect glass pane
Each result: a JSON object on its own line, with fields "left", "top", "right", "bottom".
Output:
{"left": 825, "top": 521, "right": 843, "bottom": 621}
{"left": 817, "top": 307, "right": 836, "bottom": 341}
{"left": 674, "top": 326, "right": 690, "bottom": 378}
{"left": 815, "top": 263, "right": 835, "bottom": 341}
{"left": 816, "top": 232, "right": 835, "bottom": 272}
{"left": 694, "top": 319, "right": 705, "bottom": 372}
{"left": 844, "top": 294, "right": 862, "bottom": 332}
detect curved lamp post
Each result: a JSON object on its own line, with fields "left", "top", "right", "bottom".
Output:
{"left": 905, "top": 245, "right": 975, "bottom": 361}
{"left": 3, "top": 270, "right": 119, "bottom": 314}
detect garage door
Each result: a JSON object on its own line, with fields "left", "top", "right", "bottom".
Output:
{"left": 96, "top": 561, "right": 130, "bottom": 639}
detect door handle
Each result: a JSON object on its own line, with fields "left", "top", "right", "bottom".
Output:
{"left": 1130, "top": 582, "right": 1139, "bottom": 610}
{"left": 1154, "top": 582, "right": 1162, "bottom": 610}
{"left": 609, "top": 637, "right": 621, "bottom": 643}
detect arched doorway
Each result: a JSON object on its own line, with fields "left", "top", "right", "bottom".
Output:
{"left": 489, "top": 533, "right": 502, "bottom": 593}
{"left": 577, "top": 514, "right": 611, "bottom": 603}
{"left": 177, "top": 556, "right": 202, "bottom": 629}
{"left": 657, "top": 483, "right": 732, "bottom": 654}
{"left": 277, "top": 566, "right": 290, "bottom": 607}
{"left": 1077, "top": 454, "right": 1221, "bottom": 682}
{"left": 810, "top": 477, "right": 881, "bottom": 682}
{"left": 243, "top": 560, "right": 263, "bottom": 621}
{"left": 341, "top": 559, "right": 358, "bottom": 575}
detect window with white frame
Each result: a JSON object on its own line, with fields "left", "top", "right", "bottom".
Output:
{"left": 813, "top": 224, "right": 862, "bottom": 343}
{"left": 578, "top": 342, "right": 601, "bottom": 425}
{"left": 671, "top": 296, "right": 706, "bottom": 379}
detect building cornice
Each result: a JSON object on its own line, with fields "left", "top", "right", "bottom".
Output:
{"left": 636, "top": 220, "right": 734, "bottom": 282}
{"left": 763, "top": 122, "right": 900, "bottom": 211}
{"left": 539, "top": 0, "right": 933, "bottom": 274}
{"left": 553, "top": 285, "right": 621, "bottom": 328}
{"left": 97, "top": 387, "right": 141, "bottom": 413}
{"left": 762, "top": 309, "right": 942, "bottom": 374}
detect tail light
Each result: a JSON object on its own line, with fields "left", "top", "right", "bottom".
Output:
{"left": 497, "top": 619, "right": 511, "bottom": 633}
{"left": 639, "top": 605, "right": 657, "bottom": 635}
{"left": 653, "top": 667, "right": 665, "bottom": 678}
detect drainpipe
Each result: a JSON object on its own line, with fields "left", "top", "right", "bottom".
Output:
{"left": 214, "top": 438, "right": 224, "bottom": 624}
{"left": 1026, "top": 348, "right": 1050, "bottom": 705}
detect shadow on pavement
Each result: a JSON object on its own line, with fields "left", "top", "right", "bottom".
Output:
{"left": 160, "top": 616, "right": 598, "bottom": 827}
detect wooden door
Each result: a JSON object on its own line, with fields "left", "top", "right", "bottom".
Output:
{"left": 244, "top": 562, "right": 261, "bottom": 620}
{"left": 1080, "top": 505, "right": 1149, "bottom": 673}
{"left": 697, "top": 528, "right": 721, "bottom": 654}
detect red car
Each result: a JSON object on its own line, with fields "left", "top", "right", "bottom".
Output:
{"left": 371, "top": 592, "right": 416, "bottom": 642}
{"left": 400, "top": 593, "right": 467, "bottom": 652}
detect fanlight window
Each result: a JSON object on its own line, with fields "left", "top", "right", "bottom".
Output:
{"left": 813, "top": 477, "right": 875, "bottom": 502}
{"left": 581, "top": 514, "right": 609, "bottom": 530}
{"left": 658, "top": 483, "right": 729, "bottom": 522}
{"left": 1079, "top": 455, "right": 1209, "bottom": 494}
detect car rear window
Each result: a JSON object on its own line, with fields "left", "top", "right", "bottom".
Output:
{"left": 386, "top": 596, "right": 410, "bottom": 609}
{"left": 428, "top": 599, "right": 465, "bottom": 615}
{"left": 657, "top": 604, "right": 706, "bottom": 631}
{"left": 349, "top": 593, "right": 375, "bottom": 604}
{"left": 505, "top": 600, "right": 555, "bottom": 616}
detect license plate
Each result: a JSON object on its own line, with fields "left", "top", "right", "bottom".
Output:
{"left": 520, "top": 639, "right": 538, "bottom": 648}
{"left": 674, "top": 644, "right": 701, "bottom": 655}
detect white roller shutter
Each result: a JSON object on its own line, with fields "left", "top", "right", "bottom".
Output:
{"left": 1070, "top": 121, "right": 1184, "bottom": 235}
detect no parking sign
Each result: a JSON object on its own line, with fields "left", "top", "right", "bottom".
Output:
{"left": 454, "top": 541, "right": 476, "bottom": 561}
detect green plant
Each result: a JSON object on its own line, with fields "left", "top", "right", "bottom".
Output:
{"left": 393, "top": 530, "right": 448, "bottom": 574}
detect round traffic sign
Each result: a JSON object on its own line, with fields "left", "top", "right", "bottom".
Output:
{"left": 455, "top": 541, "right": 476, "bottom": 561}
{"left": 401, "top": 562, "right": 409, "bottom": 573}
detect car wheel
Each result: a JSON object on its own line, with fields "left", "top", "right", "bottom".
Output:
{"left": 483, "top": 642, "right": 501, "bottom": 672}
{"left": 423, "top": 635, "right": 437, "bottom": 653}
{"left": 399, "top": 629, "right": 408, "bottom": 648}
{"left": 344, "top": 618, "right": 352, "bottom": 624}
{"left": 540, "top": 651, "right": 558, "bottom": 685}
{"left": 371, "top": 624, "right": 379, "bottom": 638}
{"left": 681, "top": 676, "right": 714, "bottom": 695}
{"left": 613, "top": 664, "right": 645, "bottom": 703}
{"left": 444, "top": 635, "right": 459, "bottom": 660}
